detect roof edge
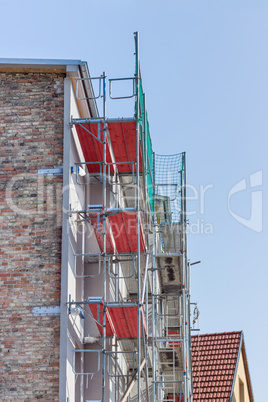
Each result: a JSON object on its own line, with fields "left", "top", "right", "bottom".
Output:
{"left": 191, "top": 330, "right": 242, "bottom": 339}
{"left": 241, "top": 335, "right": 254, "bottom": 402}
{"left": 229, "top": 331, "right": 243, "bottom": 401}
{"left": 0, "top": 58, "right": 87, "bottom": 69}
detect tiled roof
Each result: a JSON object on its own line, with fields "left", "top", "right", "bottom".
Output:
{"left": 191, "top": 331, "right": 242, "bottom": 401}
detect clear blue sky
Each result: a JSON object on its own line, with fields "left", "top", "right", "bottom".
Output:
{"left": 1, "top": 0, "right": 267, "bottom": 399}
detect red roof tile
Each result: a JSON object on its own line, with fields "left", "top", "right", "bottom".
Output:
{"left": 191, "top": 331, "right": 241, "bottom": 401}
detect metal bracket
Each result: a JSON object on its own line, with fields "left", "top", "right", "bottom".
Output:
{"left": 32, "top": 306, "right": 60, "bottom": 316}
{"left": 36, "top": 167, "right": 63, "bottom": 176}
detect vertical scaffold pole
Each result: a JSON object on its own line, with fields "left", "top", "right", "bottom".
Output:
{"left": 181, "top": 152, "right": 187, "bottom": 400}
{"left": 183, "top": 152, "right": 191, "bottom": 401}
{"left": 145, "top": 255, "right": 149, "bottom": 395}
{"left": 152, "top": 250, "right": 157, "bottom": 401}
{"left": 152, "top": 152, "right": 156, "bottom": 402}
{"left": 102, "top": 72, "right": 107, "bottom": 402}
{"left": 134, "top": 30, "right": 142, "bottom": 402}
{"left": 187, "top": 261, "right": 193, "bottom": 401}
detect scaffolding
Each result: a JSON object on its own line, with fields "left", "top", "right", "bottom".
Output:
{"left": 152, "top": 152, "right": 192, "bottom": 401}
{"left": 67, "top": 32, "right": 192, "bottom": 401}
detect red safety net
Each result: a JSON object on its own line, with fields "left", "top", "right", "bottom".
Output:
{"left": 75, "top": 121, "right": 143, "bottom": 173}
{"left": 75, "top": 123, "right": 113, "bottom": 173}
{"left": 88, "top": 212, "right": 145, "bottom": 253}
{"left": 108, "top": 121, "right": 143, "bottom": 172}
{"left": 108, "top": 212, "right": 146, "bottom": 253}
{"left": 89, "top": 303, "right": 147, "bottom": 338}
{"left": 88, "top": 216, "right": 115, "bottom": 254}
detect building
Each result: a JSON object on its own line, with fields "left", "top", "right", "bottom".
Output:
{"left": 191, "top": 331, "right": 254, "bottom": 401}
{"left": 0, "top": 33, "right": 192, "bottom": 401}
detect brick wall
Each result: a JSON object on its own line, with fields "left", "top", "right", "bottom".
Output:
{"left": 0, "top": 72, "right": 65, "bottom": 400}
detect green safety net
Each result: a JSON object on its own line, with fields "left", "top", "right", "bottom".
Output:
{"left": 134, "top": 33, "right": 154, "bottom": 211}
{"left": 154, "top": 153, "right": 185, "bottom": 224}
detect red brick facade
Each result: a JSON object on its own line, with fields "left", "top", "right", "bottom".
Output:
{"left": 0, "top": 72, "right": 65, "bottom": 400}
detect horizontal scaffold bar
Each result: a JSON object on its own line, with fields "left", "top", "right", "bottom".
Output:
{"left": 69, "top": 206, "right": 138, "bottom": 216}
{"left": 155, "top": 253, "right": 182, "bottom": 257}
{"left": 154, "top": 337, "right": 183, "bottom": 342}
{"left": 71, "top": 117, "right": 136, "bottom": 125}
{"left": 152, "top": 292, "right": 182, "bottom": 297}
{"left": 105, "top": 302, "right": 139, "bottom": 308}
{"left": 153, "top": 380, "right": 184, "bottom": 384}
{"left": 68, "top": 300, "right": 141, "bottom": 307}
{"left": 85, "top": 298, "right": 140, "bottom": 308}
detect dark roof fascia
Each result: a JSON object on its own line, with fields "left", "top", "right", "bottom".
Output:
{"left": 78, "top": 63, "right": 99, "bottom": 118}
{"left": 241, "top": 337, "right": 254, "bottom": 402}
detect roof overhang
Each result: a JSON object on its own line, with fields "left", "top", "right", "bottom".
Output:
{"left": 0, "top": 58, "right": 86, "bottom": 71}
{"left": 0, "top": 58, "right": 98, "bottom": 118}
